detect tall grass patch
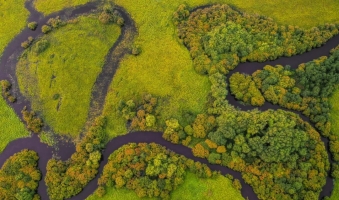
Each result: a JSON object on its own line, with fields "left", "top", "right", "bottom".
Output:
{"left": 17, "top": 15, "right": 121, "bottom": 136}
{"left": 34, "top": 0, "right": 92, "bottom": 15}
{"left": 0, "top": 0, "right": 29, "bottom": 56}
{"left": 87, "top": 172, "right": 243, "bottom": 200}
{"left": 0, "top": 96, "right": 29, "bottom": 152}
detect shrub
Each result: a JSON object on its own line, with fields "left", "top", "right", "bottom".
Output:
{"left": 52, "top": 93, "right": 60, "bottom": 100}
{"left": 131, "top": 45, "right": 141, "bottom": 55}
{"left": 41, "top": 25, "right": 52, "bottom": 34}
{"left": 21, "top": 106, "right": 43, "bottom": 133}
{"left": 28, "top": 21, "right": 38, "bottom": 30}
{"left": 21, "top": 36, "right": 34, "bottom": 48}
{"left": 0, "top": 80, "right": 11, "bottom": 92}
{"left": 32, "top": 39, "right": 49, "bottom": 54}
{"left": 47, "top": 16, "right": 65, "bottom": 28}
{"left": 7, "top": 95, "right": 16, "bottom": 103}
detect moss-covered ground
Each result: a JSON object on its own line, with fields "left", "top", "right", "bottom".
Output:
{"left": 16, "top": 15, "right": 121, "bottom": 136}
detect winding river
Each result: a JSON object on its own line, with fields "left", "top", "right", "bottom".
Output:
{"left": 0, "top": 1, "right": 338, "bottom": 200}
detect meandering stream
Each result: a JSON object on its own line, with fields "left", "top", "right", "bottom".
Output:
{"left": 0, "top": 1, "right": 338, "bottom": 199}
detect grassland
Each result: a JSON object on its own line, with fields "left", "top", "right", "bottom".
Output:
{"left": 0, "top": 0, "right": 30, "bottom": 152}
{"left": 0, "top": 0, "right": 29, "bottom": 56}
{"left": 0, "top": 96, "right": 29, "bottom": 153}
{"left": 171, "top": 173, "right": 244, "bottom": 200}
{"left": 87, "top": 172, "right": 243, "bottom": 200}
{"left": 16, "top": 15, "right": 121, "bottom": 136}
{"left": 102, "top": 0, "right": 339, "bottom": 138}
{"left": 34, "top": 0, "right": 92, "bottom": 15}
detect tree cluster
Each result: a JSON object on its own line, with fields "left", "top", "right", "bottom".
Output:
{"left": 230, "top": 46, "right": 339, "bottom": 136}
{"left": 229, "top": 72, "right": 264, "bottom": 106}
{"left": 21, "top": 106, "right": 43, "bottom": 133}
{"left": 118, "top": 94, "right": 159, "bottom": 131}
{"left": 0, "top": 149, "right": 41, "bottom": 200}
{"left": 0, "top": 79, "right": 16, "bottom": 103}
{"left": 45, "top": 116, "right": 107, "bottom": 200}
{"left": 174, "top": 4, "right": 339, "bottom": 75}
{"left": 42, "top": 16, "right": 66, "bottom": 34}
{"left": 96, "top": 143, "right": 218, "bottom": 199}
{"left": 165, "top": 108, "right": 328, "bottom": 199}
{"left": 98, "top": 3, "right": 124, "bottom": 26}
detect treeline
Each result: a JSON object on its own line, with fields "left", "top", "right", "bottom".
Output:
{"left": 45, "top": 116, "right": 107, "bottom": 200}
{"left": 174, "top": 4, "right": 339, "bottom": 75}
{"left": 230, "top": 45, "right": 339, "bottom": 183}
{"left": 0, "top": 149, "right": 41, "bottom": 200}
{"left": 96, "top": 143, "right": 240, "bottom": 199}
{"left": 164, "top": 107, "right": 328, "bottom": 199}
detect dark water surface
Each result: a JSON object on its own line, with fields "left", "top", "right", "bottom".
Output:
{"left": 0, "top": 2, "right": 338, "bottom": 200}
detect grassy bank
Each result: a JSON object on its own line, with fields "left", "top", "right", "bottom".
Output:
{"left": 17, "top": 15, "right": 121, "bottom": 136}
{"left": 0, "top": 96, "right": 29, "bottom": 152}
{"left": 0, "top": 0, "right": 29, "bottom": 56}
{"left": 0, "top": 0, "right": 30, "bottom": 152}
{"left": 33, "top": 0, "right": 92, "bottom": 15}
{"left": 87, "top": 172, "right": 243, "bottom": 200}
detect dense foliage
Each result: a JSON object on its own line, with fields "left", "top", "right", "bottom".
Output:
{"left": 97, "top": 143, "right": 223, "bottom": 199}
{"left": 230, "top": 48, "right": 339, "bottom": 130}
{"left": 174, "top": 4, "right": 339, "bottom": 75}
{"left": 165, "top": 106, "right": 329, "bottom": 199}
{"left": 229, "top": 73, "right": 264, "bottom": 106}
{"left": 118, "top": 94, "right": 159, "bottom": 131}
{"left": 45, "top": 117, "right": 107, "bottom": 200}
{"left": 0, "top": 149, "right": 41, "bottom": 200}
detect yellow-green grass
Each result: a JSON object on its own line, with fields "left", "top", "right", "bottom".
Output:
{"left": 329, "top": 89, "right": 339, "bottom": 200}
{"left": 34, "top": 0, "right": 92, "bottom": 15}
{"left": 87, "top": 187, "right": 155, "bottom": 200}
{"left": 0, "top": 96, "right": 29, "bottom": 153}
{"left": 171, "top": 172, "right": 244, "bottom": 200}
{"left": 0, "top": 0, "right": 29, "bottom": 56}
{"left": 17, "top": 15, "right": 121, "bottom": 136}
{"left": 102, "top": 0, "right": 339, "bottom": 138}
{"left": 87, "top": 172, "right": 243, "bottom": 200}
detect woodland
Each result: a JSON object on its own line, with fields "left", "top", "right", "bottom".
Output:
{"left": 0, "top": 0, "right": 339, "bottom": 200}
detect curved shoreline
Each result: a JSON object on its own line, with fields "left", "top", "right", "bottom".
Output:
{"left": 0, "top": 2, "right": 338, "bottom": 200}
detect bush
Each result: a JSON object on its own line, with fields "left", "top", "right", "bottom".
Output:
{"left": 41, "top": 25, "right": 52, "bottom": 34}
{"left": 0, "top": 80, "right": 11, "bottom": 92}
{"left": 52, "top": 93, "right": 60, "bottom": 100}
{"left": 47, "top": 16, "right": 65, "bottom": 28}
{"left": 21, "top": 106, "right": 43, "bottom": 133}
{"left": 21, "top": 36, "right": 34, "bottom": 48}
{"left": 32, "top": 39, "right": 49, "bottom": 54}
{"left": 28, "top": 21, "right": 38, "bottom": 30}
{"left": 7, "top": 95, "right": 16, "bottom": 103}
{"left": 131, "top": 45, "right": 141, "bottom": 55}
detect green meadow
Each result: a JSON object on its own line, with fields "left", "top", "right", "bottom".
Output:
{"left": 16, "top": 15, "right": 121, "bottom": 136}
